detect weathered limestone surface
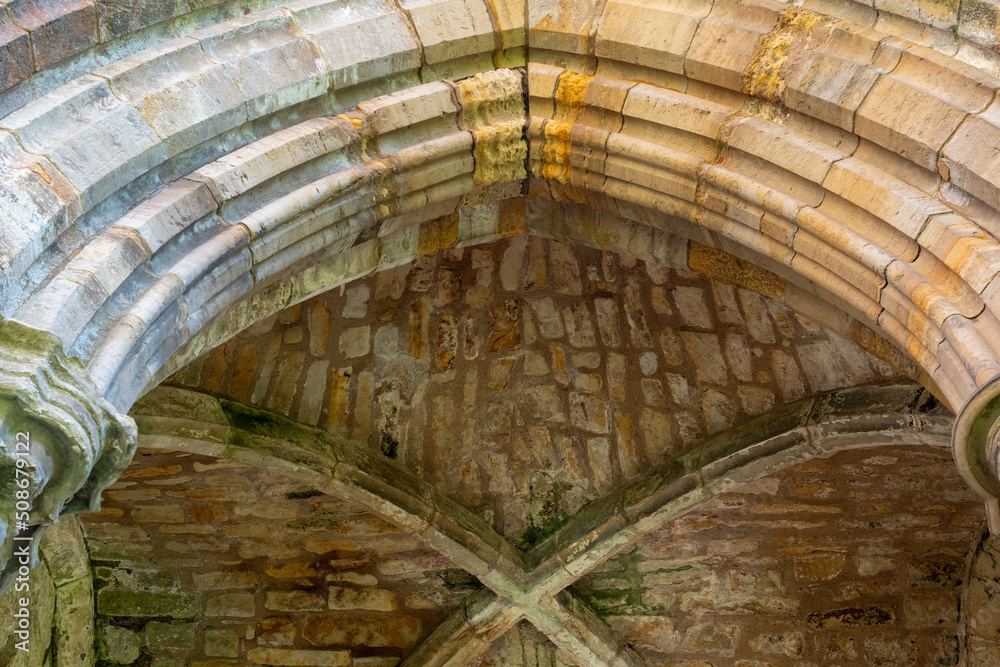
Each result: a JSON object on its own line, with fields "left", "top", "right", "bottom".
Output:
{"left": 9, "top": 0, "right": 1000, "bottom": 664}
{"left": 0, "top": 518, "right": 94, "bottom": 667}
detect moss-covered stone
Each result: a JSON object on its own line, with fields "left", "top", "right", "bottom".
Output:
{"left": 0, "top": 553, "right": 55, "bottom": 667}
{"left": 97, "top": 590, "right": 197, "bottom": 618}
{"left": 98, "top": 624, "right": 141, "bottom": 664}
{"left": 204, "top": 628, "right": 240, "bottom": 657}
{"left": 150, "top": 659, "right": 185, "bottom": 667}
{"left": 51, "top": 577, "right": 95, "bottom": 666}
{"left": 145, "top": 621, "right": 195, "bottom": 649}
{"left": 39, "top": 519, "right": 90, "bottom": 584}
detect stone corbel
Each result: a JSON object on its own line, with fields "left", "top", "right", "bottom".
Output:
{"left": 0, "top": 319, "right": 136, "bottom": 594}
{"left": 954, "top": 375, "right": 1000, "bottom": 532}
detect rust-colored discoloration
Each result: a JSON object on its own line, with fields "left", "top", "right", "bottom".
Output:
{"left": 743, "top": 10, "right": 828, "bottom": 103}
{"left": 29, "top": 161, "right": 52, "bottom": 184}
{"left": 418, "top": 213, "right": 459, "bottom": 257}
{"left": 688, "top": 240, "right": 785, "bottom": 300}
{"left": 846, "top": 318, "right": 923, "bottom": 380}
{"left": 329, "top": 366, "right": 353, "bottom": 431}
{"left": 541, "top": 70, "right": 594, "bottom": 184}
{"left": 457, "top": 70, "right": 527, "bottom": 186}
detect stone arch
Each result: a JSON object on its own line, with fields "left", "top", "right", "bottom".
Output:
{"left": 4, "top": 0, "right": 1000, "bottom": 594}
{"left": 127, "top": 380, "right": 950, "bottom": 665}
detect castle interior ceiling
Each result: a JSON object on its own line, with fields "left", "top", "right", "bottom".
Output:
{"left": 8, "top": 0, "right": 1000, "bottom": 665}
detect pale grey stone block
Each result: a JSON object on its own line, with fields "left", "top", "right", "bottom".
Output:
{"left": 399, "top": 0, "right": 496, "bottom": 65}
{"left": 64, "top": 229, "right": 150, "bottom": 296}
{"left": 289, "top": 0, "right": 422, "bottom": 89}
{"left": 112, "top": 178, "right": 218, "bottom": 253}
{"left": 181, "top": 248, "right": 253, "bottom": 315}
{"left": 193, "top": 11, "right": 331, "bottom": 120}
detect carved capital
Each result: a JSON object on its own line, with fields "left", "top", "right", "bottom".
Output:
{"left": 0, "top": 319, "right": 136, "bottom": 593}
{"left": 954, "top": 375, "right": 1000, "bottom": 532}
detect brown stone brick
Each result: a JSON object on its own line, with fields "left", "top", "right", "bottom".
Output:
{"left": 189, "top": 505, "right": 228, "bottom": 523}
{"left": 489, "top": 299, "right": 520, "bottom": 350}
{"left": 264, "top": 562, "right": 319, "bottom": 578}
{"left": 795, "top": 553, "right": 846, "bottom": 581}
{"left": 132, "top": 506, "right": 185, "bottom": 523}
{"left": 436, "top": 313, "right": 459, "bottom": 370}
{"left": 327, "top": 586, "right": 396, "bottom": 611}
{"left": 258, "top": 617, "right": 296, "bottom": 647}
{"left": 266, "top": 590, "right": 326, "bottom": 612}
{"left": 303, "top": 614, "right": 422, "bottom": 648}
{"left": 192, "top": 571, "right": 259, "bottom": 590}
{"left": 327, "top": 366, "right": 353, "bottom": 432}
{"left": 119, "top": 465, "right": 183, "bottom": 479}
{"left": 205, "top": 592, "right": 256, "bottom": 618}
{"left": 487, "top": 357, "right": 516, "bottom": 389}
{"left": 408, "top": 297, "right": 431, "bottom": 358}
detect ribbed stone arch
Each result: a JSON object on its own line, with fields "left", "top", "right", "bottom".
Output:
{"left": 128, "top": 381, "right": 951, "bottom": 665}
{"left": 516, "top": 5, "right": 1000, "bottom": 523}
{"left": 6, "top": 0, "right": 1000, "bottom": 590}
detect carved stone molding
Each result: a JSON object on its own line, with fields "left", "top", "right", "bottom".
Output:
{"left": 953, "top": 375, "right": 1000, "bottom": 532}
{"left": 0, "top": 319, "right": 136, "bottom": 593}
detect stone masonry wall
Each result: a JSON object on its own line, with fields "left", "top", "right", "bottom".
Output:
{"left": 571, "top": 444, "right": 985, "bottom": 666}
{"left": 169, "top": 234, "right": 906, "bottom": 547}
{"left": 80, "top": 448, "right": 477, "bottom": 667}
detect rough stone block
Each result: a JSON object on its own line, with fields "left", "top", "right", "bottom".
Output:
{"left": 856, "top": 76, "right": 967, "bottom": 171}
{"left": 941, "top": 113, "right": 1000, "bottom": 212}
{"left": 596, "top": 0, "right": 707, "bottom": 74}
{"left": 193, "top": 11, "right": 330, "bottom": 120}
{"left": 145, "top": 621, "right": 196, "bottom": 649}
{"left": 192, "top": 571, "right": 259, "bottom": 590}
{"left": 303, "top": 614, "right": 422, "bottom": 648}
{"left": 686, "top": 19, "right": 770, "bottom": 91}
{"left": 113, "top": 178, "right": 218, "bottom": 253}
{"left": 783, "top": 50, "right": 880, "bottom": 131}
{"left": 95, "top": 0, "right": 181, "bottom": 41}
{"left": 97, "top": 590, "right": 198, "bottom": 618}
{"left": 528, "top": 0, "right": 603, "bottom": 54}
{"left": 4, "top": 75, "right": 165, "bottom": 211}
{"left": 267, "top": 590, "right": 327, "bottom": 612}
{"left": 0, "top": 13, "right": 32, "bottom": 92}
{"left": 205, "top": 628, "right": 241, "bottom": 658}
{"left": 7, "top": 0, "right": 98, "bottom": 71}
{"left": 399, "top": 0, "right": 495, "bottom": 64}
{"left": 98, "top": 624, "right": 141, "bottom": 664}
{"left": 290, "top": 1, "right": 421, "bottom": 89}
{"left": 327, "top": 586, "right": 396, "bottom": 611}
{"left": 206, "top": 592, "right": 256, "bottom": 618}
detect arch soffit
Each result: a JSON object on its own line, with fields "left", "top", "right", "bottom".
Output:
{"left": 130, "top": 381, "right": 950, "bottom": 665}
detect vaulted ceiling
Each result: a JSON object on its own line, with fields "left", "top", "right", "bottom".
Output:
{"left": 3, "top": 0, "right": 1000, "bottom": 664}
